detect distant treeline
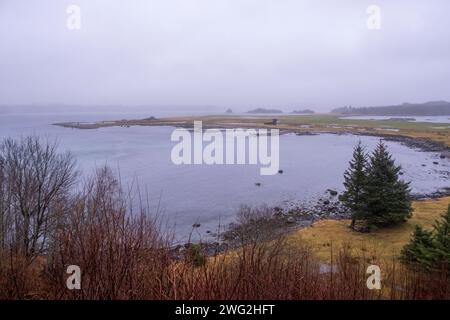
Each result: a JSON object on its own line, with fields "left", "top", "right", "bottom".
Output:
{"left": 332, "top": 101, "right": 450, "bottom": 116}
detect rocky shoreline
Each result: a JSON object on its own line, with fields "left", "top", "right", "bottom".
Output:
{"left": 169, "top": 189, "right": 348, "bottom": 259}
{"left": 355, "top": 132, "right": 450, "bottom": 154}
{"left": 292, "top": 129, "right": 450, "bottom": 153}
{"left": 169, "top": 183, "right": 450, "bottom": 260}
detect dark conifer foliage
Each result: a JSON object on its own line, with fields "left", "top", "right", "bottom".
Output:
{"left": 402, "top": 205, "right": 450, "bottom": 272}
{"left": 340, "top": 141, "right": 368, "bottom": 229}
{"left": 362, "top": 141, "right": 412, "bottom": 229}
{"left": 341, "top": 141, "right": 412, "bottom": 231}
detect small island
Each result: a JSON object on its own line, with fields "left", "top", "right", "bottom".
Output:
{"left": 247, "top": 108, "right": 283, "bottom": 114}
{"left": 290, "top": 109, "right": 315, "bottom": 114}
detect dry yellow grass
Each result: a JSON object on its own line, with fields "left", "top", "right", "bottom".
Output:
{"left": 288, "top": 197, "right": 450, "bottom": 262}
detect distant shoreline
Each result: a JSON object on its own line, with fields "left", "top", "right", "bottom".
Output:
{"left": 53, "top": 114, "right": 450, "bottom": 191}
{"left": 54, "top": 114, "right": 450, "bottom": 151}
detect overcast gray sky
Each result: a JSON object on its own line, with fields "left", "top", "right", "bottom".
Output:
{"left": 0, "top": 0, "right": 449, "bottom": 112}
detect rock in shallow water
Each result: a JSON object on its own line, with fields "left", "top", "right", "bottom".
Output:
{"left": 327, "top": 189, "right": 338, "bottom": 196}
{"left": 286, "top": 216, "right": 295, "bottom": 224}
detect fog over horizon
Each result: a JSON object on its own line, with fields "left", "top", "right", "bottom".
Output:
{"left": 1, "top": 0, "right": 450, "bottom": 113}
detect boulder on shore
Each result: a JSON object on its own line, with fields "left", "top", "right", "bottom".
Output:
{"left": 327, "top": 189, "right": 338, "bottom": 196}
{"left": 440, "top": 152, "right": 450, "bottom": 159}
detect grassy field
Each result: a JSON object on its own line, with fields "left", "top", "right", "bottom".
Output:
{"left": 204, "top": 113, "right": 450, "bottom": 146}
{"left": 279, "top": 114, "right": 450, "bottom": 146}
{"left": 289, "top": 196, "right": 450, "bottom": 262}
{"left": 57, "top": 113, "right": 450, "bottom": 147}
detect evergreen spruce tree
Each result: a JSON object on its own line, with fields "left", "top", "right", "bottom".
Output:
{"left": 340, "top": 141, "right": 368, "bottom": 229}
{"left": 401, "top": 205, "right": 450, "bottom": 271}
{"left": 363, "top": 141, "right": 412, "bottom": 229}
{"left": 432, "top": 204, "right": 450, "bottom": 269}
{"left": 401, "top": 225, "right": 435, "bottom": 269}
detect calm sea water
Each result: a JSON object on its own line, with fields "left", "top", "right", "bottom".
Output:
{"left": 0, "top": 112, "right": 449, "bottom": 240}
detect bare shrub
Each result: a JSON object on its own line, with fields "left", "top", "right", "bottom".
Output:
{"left": 0, "top": 136, "right": 76, "bottom": 259}
{"left": 223, "top": 205, "right": 284, "bottom": 245}
{"left": 45, "top": 167, "right": 172, "bottom": 299}
{"left": 0, "top": 136, "right": 76, "bottom": 298}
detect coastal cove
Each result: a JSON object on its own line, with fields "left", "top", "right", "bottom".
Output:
{"left": 3, "top": 1, "right": 450, "bottom": 301}
{"left": 4, "top": 112, "right": 449, "bottom": 240}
